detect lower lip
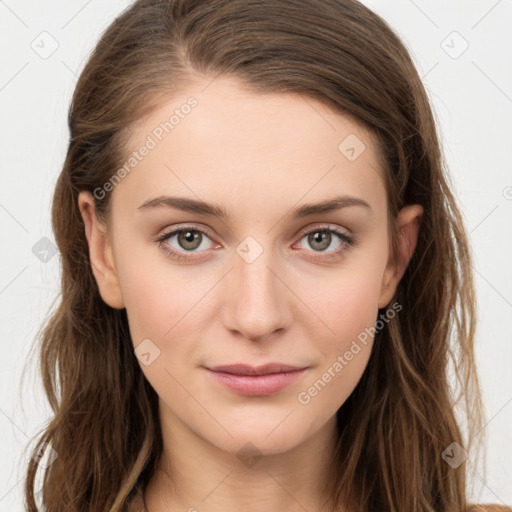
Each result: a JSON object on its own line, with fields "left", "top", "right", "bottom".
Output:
{"left": 204, "top": 368, "right": 307, "bottom": 396}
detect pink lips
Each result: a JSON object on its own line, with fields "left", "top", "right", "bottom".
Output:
{"left": 204, "top": 363, "right": 307, "bottom": 396}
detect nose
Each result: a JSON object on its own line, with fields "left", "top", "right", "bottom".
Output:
{"left": 221, "top": 248, "right": 293, "bottom": 342}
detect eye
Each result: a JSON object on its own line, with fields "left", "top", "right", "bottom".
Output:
{"left": 156, "top": 226, "right": 217, "bottom": 260}
{"left": 155, "top": 224, "right": 355, "bottom": 262}
{"left": 294, "top": 225, "right": 355, "bottom": 260}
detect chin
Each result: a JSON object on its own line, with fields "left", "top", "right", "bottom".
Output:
{"left": 199, "top": 415, "right": 317, "bottom": 460}
{"left": 219, "top": 431, "right": 304, "bottom": 460}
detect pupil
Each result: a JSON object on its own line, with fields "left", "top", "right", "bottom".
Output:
{"left": 310, "top": 231, "right": 329, "bottom": 251}
{"left": 179, "top": 230, "right": 200, "bottom": 250}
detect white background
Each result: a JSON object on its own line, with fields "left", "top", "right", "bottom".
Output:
{"left": 0, "top": 0, "right": 511, "bottom": 509}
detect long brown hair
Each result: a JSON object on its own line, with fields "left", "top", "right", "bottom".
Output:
{"left": 24, "top": 0, "right": 485, "bottom": 510}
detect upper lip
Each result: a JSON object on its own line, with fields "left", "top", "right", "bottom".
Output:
{"left": 205, "top": 363, "right": 307, "bottom": 376}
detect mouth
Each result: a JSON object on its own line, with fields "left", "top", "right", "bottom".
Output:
{"left": 203, "top": 363, "right": 308, "bottom": 396}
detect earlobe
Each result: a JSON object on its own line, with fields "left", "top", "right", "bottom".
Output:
{"left": 77, "top": 191, "right": 125, "bottom": 309}
{"left": 378, "top": 204, "right": 423, "bottom": 309}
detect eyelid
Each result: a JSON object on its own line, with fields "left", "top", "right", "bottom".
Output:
{"left": 155, "top": 222, "right": 351, "bottom": 242}
{"left": 155, "top": 223, "right": 216, "bottom": 242}
{"left": 294, "top": 222, "right": 351, "bottom": 239}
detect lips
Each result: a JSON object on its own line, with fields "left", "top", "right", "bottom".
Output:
{"left": 203, "top": 363, "right": 308, "bottom": 396}
{"left": 206, "top": 363, "right": 306, "bottom": 376}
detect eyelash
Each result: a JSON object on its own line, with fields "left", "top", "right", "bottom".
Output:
{"left": 155, "top": 224, "right": 355, "bottom": 262}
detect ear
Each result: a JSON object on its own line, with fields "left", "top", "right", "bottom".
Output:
{"left": 378, "top": 204, "right": 423, "bottom": 309}
{"left": 78, "top": 191, "right": 125, "bottom": 309}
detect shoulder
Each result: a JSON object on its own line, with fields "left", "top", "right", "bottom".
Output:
{"left": 467, "top": 505, "right": 512, "bottom": 512}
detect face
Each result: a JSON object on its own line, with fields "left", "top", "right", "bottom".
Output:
{"left": 79, "top": 76, "right": 422, "bottom": 458}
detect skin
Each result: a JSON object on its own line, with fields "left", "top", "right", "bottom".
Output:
{"left": 78, "top": 76, "right": 423, "bottom": 512}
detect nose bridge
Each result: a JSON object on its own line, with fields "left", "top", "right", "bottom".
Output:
{"left": 222, "top": 237, "right": 291, "bottom": 341}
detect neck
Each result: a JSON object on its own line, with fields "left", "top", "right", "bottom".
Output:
{"left": 144, "top": 399, "right": 340, "bottom": 512}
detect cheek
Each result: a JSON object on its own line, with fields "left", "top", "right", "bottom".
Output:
{"left": 118, "top": 256, "right": 207, "bottom": 397}
{"left": 114, "top": 237, "right": 206, "bottom": 345}
{"left": 293, "top": 259, "right": 385, "bottom": 412}
{"left": 302, "top": 258, "right": 385, "bottom": 347}
{"left": 120, "top": 268, "right": 177, "bottom": 344}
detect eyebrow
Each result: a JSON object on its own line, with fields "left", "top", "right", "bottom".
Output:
{"left": 137, "top": 194, "right": 372, "bottom": 219}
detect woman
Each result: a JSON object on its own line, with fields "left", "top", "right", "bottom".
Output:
{"left": 24, "top": 0, "right": 511, "bottom": 510}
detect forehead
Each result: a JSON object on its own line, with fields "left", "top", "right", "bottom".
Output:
{"left": 112, "top": 76, "right": 387, "bottom": 221}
